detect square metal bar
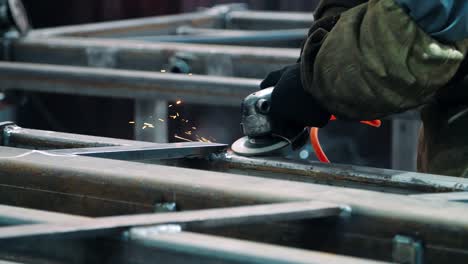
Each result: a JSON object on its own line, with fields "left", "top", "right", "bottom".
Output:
{"left": 0, "top": 201, "right": 343, "bottom": 240}
{"left": 0, "top": 62, "right": 259, "bottom": 106}
{"left": 127, "top": 230, "right": 387, "bottom": 264}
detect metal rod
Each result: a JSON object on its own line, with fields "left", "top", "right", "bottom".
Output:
{"left": 27, "top": 7, "right": 314, "bottom": 37}
{"left": 128, "top": 28, "right": 307, "bottom": 48}
{"left": 411, "top": 192, "right": 468, "bottom": 203}
{"left": 11, "top": 37, "right": 298, "bottom": 78}
{"left": 0, "top": 201, "right": 342, "bottom": 239}
{"left": 128, "top": 230, "right": 386, "bottom": 264}
{"left": 0, "top": 144, "right": 468, "bottom": 254}
{"left": 1, "top": 124, "right": 153, "bottom": 149}
{"left": 49, "top": 143, "right": 227, "bottom": 161}
{"left": 28, "top": 9, "right": 224, "bottom": 38}
{"left": 2, "top": 124, "right": 465, "bottom": 195}
{"left": 210, "top": 153, "right": 468, "bottom": 194}
{"left": 0, "top": 205, "right": 88, "bottom": 226}
{"left": 226, "top": 10, "right": 314, "bottom": 30}
{"left": 0, "top": 62, "right": 260, "bottom": 106}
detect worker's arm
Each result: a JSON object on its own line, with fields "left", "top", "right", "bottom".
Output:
{"left": 394, "top": 0, "right": 468, "bottom": 42}
{"left": 302, "top": 0, "right": 468, "bottom": 120}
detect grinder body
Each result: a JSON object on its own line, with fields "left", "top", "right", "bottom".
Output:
{"left": 232, "top": 87, "right": 307, "bottom": 156}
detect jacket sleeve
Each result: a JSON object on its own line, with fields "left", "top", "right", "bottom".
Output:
{"left": 301, "top": 0, "right": 468, "bottom": 120}
{"left": 394, "top": 0, "right": 468, "bottom": 42}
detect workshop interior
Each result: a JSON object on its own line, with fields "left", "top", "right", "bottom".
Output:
{"left": 0, "top": 0, "right": 467, "bottom": 263}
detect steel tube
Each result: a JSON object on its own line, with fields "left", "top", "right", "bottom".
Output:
{"left": 129, "top": 28, "right": 307, "bottom": 48}
{"left": 28, "top": 10, "right": 223, "bottom": 38}
{"left": 210, "top": 153, "right": 468, "bottom": 194}
{"left": 226, "top": 11, "right": 314, "bottom": 30}
{"left": 49, "top": 143, "right": 228, "bottom": 162}
{"left": 0, "top": 205, "right": 88, "bottom": 226}
{"left": 1, "top": 124, "right": 153, "bottom": 149}
{"left": 0, "top": 62, "right": 260, "bottom": 106}
{"left": 0, "top": 201, "right": 342, "bottom": 239}
{"left": 11, "top": 37, "right": 298, "bottom": 78}
{"left": 0, "top": 146, "right": 467, "bottom": 260}
{"left": 2, "top": 125, "right": 463, "bottom": 195}
{"left": 128, "top": 230, "right": 386, "bottom": 264}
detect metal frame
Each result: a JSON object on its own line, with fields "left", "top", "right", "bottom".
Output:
{"left": 0, "top": 3, "right": 452, "bottom": 262}
{"left": 0, "top": 123, "right": 466, "bottom": 263}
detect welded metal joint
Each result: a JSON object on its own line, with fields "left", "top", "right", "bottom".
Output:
{"left": 203, "top": 3, "right": 247, "bottom": 28}
{"left": 124, "top": 225, "right": 183, "bottom": 242}
{"left": 0, "top": 121, "right": 16, "bottom": 146}
{"left": 392, "top": 235, "right": 424, "bottom": 264}
{"left": 0, "top": 0, "right": 29, "bottom": 36}
{"left": 154, "top": 202, "right": 178, "bottom": 213}
{"left": 86, "top": 46, "right": 118, "bottom": 68}
{"left": 168, "top": 55, "right": 192, "bottom": 74}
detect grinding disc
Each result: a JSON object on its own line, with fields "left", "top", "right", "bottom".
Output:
{"left": 231, "top": 136, "right": 290, "bottom": 156}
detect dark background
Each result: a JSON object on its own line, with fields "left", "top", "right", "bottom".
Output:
{"left": 22, "top": 0, "right": 319, "bottom": 28}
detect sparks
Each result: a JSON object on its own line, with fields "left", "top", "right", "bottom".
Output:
{"left": 158, "top": 118, "right": 165, "bottom": 122}
{"left": 192, "top": 127, "right": 197, "bottom": 130}
{"left": 176, "top": 100, "right": 182, "bottom": 105}
{"left": 169, "top": 104, "right": 173, "bottom": 108}
{"left": 170, "top": 115, "right": 177, "bottom": 119}
{"left": 129, "top": 121, "right": 135, "bottom": 124}
{"left": 160, "top": 69, "right": 167, "bottom": 73}
{"left": 185, "top": 131, "right": 192, "bottom": 135}
{"left": 174, "top": 135, "right": 193, "bottom": 142}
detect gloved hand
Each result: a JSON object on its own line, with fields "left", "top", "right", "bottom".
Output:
{"left": 259, "top": 63, "right": 331, "bottom": 139}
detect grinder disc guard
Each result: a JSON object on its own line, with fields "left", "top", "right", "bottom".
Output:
{"left": 231, "top": 135, "right": 290, "bottom": 156}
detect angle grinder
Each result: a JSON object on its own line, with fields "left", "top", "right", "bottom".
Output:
{"left": 231, "top": 87, "right": 308, "bottom": 156}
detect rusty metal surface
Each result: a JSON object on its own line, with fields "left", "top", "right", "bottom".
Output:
{"left": 0, "top": 144, "right": 468, "bottom": 261}
{"left": 0, "top": 124, "right": 465, "bottom": 194}
{"left": 49, "top": 143, "right": 227, "bottom": 161}
{"left": 0, "top": 204, "right": 88, "bottom": 226}
{"left": 0, "top": 201, "right": 343, "bottom": 239}
{"left": 210, "top": 152, "right": 468, "bottom": 194}
{"left": 127, "top": 230, "right": 388, "bottom": 264}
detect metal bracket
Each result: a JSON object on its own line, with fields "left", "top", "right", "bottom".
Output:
{"left": 0, "top": 0, "right": 29, "bottom": 36}
{"left": 0, "top": 121, "right": 16, "bottom": 146}
{"left": 154, "top": 202, "right": 178, "bottom": 213}
{"left": 392, "top": 235, "right": 424, "bottom": 264}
